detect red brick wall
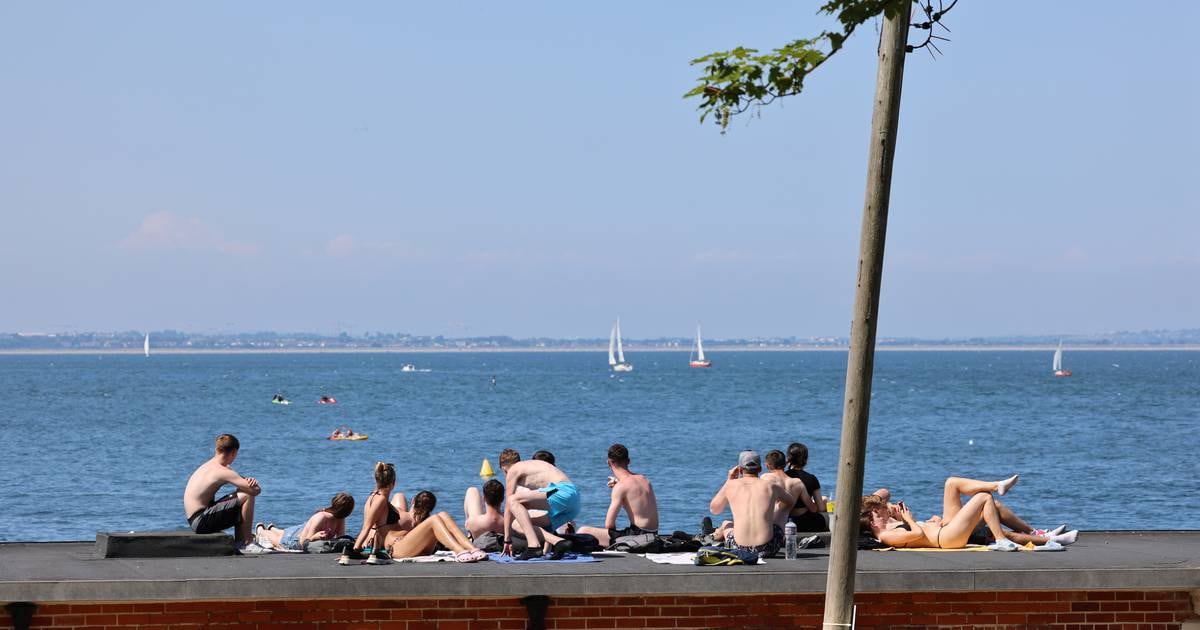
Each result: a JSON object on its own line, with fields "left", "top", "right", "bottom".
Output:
{"left": 2, "top": 590, "right": 1194, "bottom": 629}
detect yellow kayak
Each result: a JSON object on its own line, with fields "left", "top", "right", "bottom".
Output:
{"left": 328, "top": 434, "right": 368, "bottom": 441}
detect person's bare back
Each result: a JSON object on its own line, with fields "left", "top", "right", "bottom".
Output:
{"left": 184, "top": 459, "right": 249, "bottom": 516}
{"left": 764, "top": 469, "right": 808, "bottom": 528}
{"left": 506, "top": 459, "right": 570, "bottom": 491}
{"left": 612, "top": 472, "right": 659, "bottom": 531}
{"left": 466, "top": 509, "right": 504, "bottom": 537}
{"left": 710, "top": 462, "right": 791, "bottom": 547}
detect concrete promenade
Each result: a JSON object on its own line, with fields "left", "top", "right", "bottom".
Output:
{"left": 2, "top": 531, "right": 1198, "bottom": 602}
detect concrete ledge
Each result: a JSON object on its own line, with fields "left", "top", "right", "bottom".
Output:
{"left": 1, "top": 531, "right": 1198, "bottom": 603}
{"left": 95, "top": 530, "right": 235, "bottom": 559}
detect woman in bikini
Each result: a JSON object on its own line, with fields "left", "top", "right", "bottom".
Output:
{"left": 256, "top": 492, "right": 354, "bottom": 551}
{"left": 861, "top": 474, "right": 1064, "bottom": 551}
{"left": 382, "top": 490, "right": 487, "bottom": 562}
{"left": 342, "top": 462, "right": 402, "bottom": 565}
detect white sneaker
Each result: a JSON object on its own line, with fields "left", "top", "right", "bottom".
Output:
{"left": 237, "top": 542, "right": 271, "bottom": 555}
{"left": 987, "top": 539, "right": 1020, "bottom": 552}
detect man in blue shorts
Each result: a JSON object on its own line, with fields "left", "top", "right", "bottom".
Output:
{"left": 498, "top": 448, "right": 580, "bottom": 560}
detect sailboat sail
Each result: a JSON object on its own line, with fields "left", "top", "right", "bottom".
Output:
{"left": 615, "top": 319, "right": 625, "bottom": 363}
{"left": 144, "top": 333, "right": 150, "bottom": 357}
{"left": 1052, "top": 344, "right": 1063, "bottom": 371}
{"left": 608, "top": 324, "right": 618, "bottom": 366}
{"left": 695, "top": 325, "right": 706, "bottom": 362}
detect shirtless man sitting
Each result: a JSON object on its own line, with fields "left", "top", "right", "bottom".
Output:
{"left": 708, "top": 450, "right": 793, "bottom": 560}
{"left": 499, "top": 448, "right": 580, "bottom": 559}
{"left": 578, "top": 444, "right": 659, "bottom": 548}
{"left": 462, "top": 479, "right": 506, "bottom": 551}
{"left": 183, "top": 434, "right": 262, "bottom": 550}
{"left": 762, "top": 449, "right": 820, "bottom": 529}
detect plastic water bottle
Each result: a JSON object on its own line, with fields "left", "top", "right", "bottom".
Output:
{"left": 725, "top": 529, "right": 735, "bottom": 550}
{"left": 784, "top": 521, "right": 797, "bottom": 560}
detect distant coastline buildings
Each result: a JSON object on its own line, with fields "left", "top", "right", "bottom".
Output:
{"left": 3, "top": 329, "right": 1199, "bottom": 351}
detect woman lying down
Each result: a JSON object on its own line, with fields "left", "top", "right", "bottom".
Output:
{"left": 861, "top": 475, "right": 1078, "bottom": 551}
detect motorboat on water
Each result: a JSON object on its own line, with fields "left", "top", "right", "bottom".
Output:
{"left": 401, "top": 363, "right": 417, "bottom": 372}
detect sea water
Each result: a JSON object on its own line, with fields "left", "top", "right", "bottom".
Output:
{"left": 0, "top": 350, "right": 1196, "bottom": 541}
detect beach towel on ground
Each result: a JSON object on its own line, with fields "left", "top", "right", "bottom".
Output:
{"left": 874, "top": 541, "right": 1064, "bottom": 551}
{"left": 486, "top": 552, "right": 599, "bottom": 563}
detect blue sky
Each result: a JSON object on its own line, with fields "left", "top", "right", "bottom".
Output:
{"left": 2, "top": 2, "right": 1196, "bottom": 339}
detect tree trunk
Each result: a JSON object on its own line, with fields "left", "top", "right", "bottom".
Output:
{"left": 821, "top": 8, "right": 910, "bottom": 630}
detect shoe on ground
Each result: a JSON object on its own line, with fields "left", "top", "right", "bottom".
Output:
{"left": 987, "top": 539, "right": 1020, "bottom": 552}
{"left": 365, "top": 549, "right": 393, "bottom": 565}
{"left": 338, "top": 548, "right": 367, "bottom": 565}
{"left": 237, "top": 542, "right": 270, "bottom": 555}
{"left": 548, "top": 540, "right": 572, "bottom": 560}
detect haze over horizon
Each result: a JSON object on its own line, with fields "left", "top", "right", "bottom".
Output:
{"left": 3, "top": 3, "right": 1196, "bottom": 340}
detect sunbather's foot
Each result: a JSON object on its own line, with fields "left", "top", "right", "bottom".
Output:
{"left": 700, "top": 517, "right": 715, "bottom": 536}
{"left": 1050, "top": 530, "right": 1078, "bottom": 545}
{"left": 1032, "top": 524, "right": 1067, "bottom": 537}
{"left": 548, "top": 540, "right": 572, "bottom": 560}
{"left": 996, "top": 474, "right": 1019, "bottom": 496}
{"left": 455, "top": 549, "right": 479, "bottom": 563}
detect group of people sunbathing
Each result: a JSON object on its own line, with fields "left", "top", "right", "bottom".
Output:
{"left": 182, "top": 433, "right": 1077, "bottom": 564}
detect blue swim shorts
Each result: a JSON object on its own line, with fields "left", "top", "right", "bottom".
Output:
{"left": 537, "top": 481, "right": 581, "bottom": 531}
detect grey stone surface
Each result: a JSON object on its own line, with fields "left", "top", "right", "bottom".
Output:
{"left": 1, "top": 531, "right": 1197, "bottom": 603}
{"left": 95, "top": 530, "right": 236, "bottom": 558}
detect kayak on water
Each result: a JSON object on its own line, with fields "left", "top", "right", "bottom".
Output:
{"left": 328, "top": 434, "right": 368, "bottom": 441}
{"left": 318, "top": 396, "right": 337, "bottom": 405}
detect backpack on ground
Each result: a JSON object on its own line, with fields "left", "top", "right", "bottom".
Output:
{"left": 694, "top": 545, "right": 760, "bottom": 566}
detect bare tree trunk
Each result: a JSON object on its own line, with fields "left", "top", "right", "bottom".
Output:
{"left": 821, "top": 8, "right": 910, "bottom": 630}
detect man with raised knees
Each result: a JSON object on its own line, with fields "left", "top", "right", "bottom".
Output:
{"left": 709, "top": 450, "right": 792, "bottom": 559}
{"left": 183, "top": 434, "right": 263, "bottom": 551}
{"left": 578, "top": 443, "right": 660, "bottom": 547}
{"left": 499, "top": 448, "right": 581, "bottom": 559}
{"left": 763, "top": 449, "right": 821, "bottom": 529}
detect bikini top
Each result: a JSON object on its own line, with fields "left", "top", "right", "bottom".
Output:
{"left": 386, "top": 503, "right": 400, "bottom": 525}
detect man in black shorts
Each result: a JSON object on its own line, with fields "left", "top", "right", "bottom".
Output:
{"left": 578, "top": 444, "right": 660, "bottom": 548}
{"left": 183, "top": 434, "right": 263, "bottom": 551}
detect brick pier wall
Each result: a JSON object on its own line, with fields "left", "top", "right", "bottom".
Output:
{"left": 3, "top": 590, "right": 1195, "bottom": 629}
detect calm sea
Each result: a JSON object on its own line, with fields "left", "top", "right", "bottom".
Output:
{"left": 1, "top": 350, "right": 1197, "bottom": 542}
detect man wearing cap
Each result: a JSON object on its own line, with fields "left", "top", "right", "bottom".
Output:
{"left": 708, "top": 450, "right": 793, "bottom": 559}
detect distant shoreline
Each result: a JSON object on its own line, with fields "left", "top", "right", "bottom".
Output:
{"left": 3, "top": 344, "right": 1199, "bottom": 356}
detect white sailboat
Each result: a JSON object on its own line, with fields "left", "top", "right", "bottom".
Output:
{"left": 1053, "top": 341, "right": 1071, "bottom": 377}
{"left": 689, "top": 324, "right": 712, "bottom": 368}
{"left": 143, "top": 333, "right": 150, "bottom": 357}
{"left": 609, "top": 318, "right": 633, "bottom": 372}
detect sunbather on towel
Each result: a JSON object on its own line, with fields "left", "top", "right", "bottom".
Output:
{"left": 382, "top": 491, "right": 487, "bottom": 563}
{"left": 463, "top": 479, "right": 505, "bottom": 539}
{"left": 869, "top": 481, "right": 1076, "bottom": 546}
{"left": 499, "top": 448, "right": 580, "bottom": 559}
{"left": 256, "top": 492, "right": 354, "bottom": 550}
{"left": 861, "top": 475, "right": 1077, "bottom": 550}
{"left": 577, "top": 443, "right": 660, "bottom": 547}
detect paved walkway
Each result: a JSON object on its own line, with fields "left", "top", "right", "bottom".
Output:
{"left": 2, "top": 531, "right": 1198, "bottom": 602}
